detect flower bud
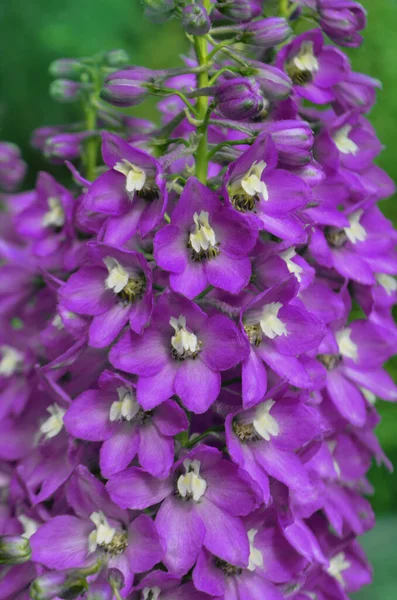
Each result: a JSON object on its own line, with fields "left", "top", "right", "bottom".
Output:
{"left": 318, "top": 0, "right": 366, "bottom": 47}
{"left": 261, "top": 120, "right": 314, "bottom": 166}
{"left": 30, "top": 570, "right": 88, "bottom": 600}
{"left": 104, "top": 49, "right": 130, "bottom": 68}
{"left": 100, "top": 67, "right": 157, "bottom": 107}
{"left": 0, "top": 535, "right": 31, "bottom": 565}
{"left": 49, "top": 59, "right": 86, "bottom": 79}
{"left": 141, "top": 0, "right": 176, "bottom": 23}
{"left": 181, "top": 5, "right": 211, "bottom": 35}
{"left": 50, "top": 79, "right": 86, "bottom": 103}
{"left": 216, "top": 77, "right": 264, "bottom": 120}
{"left": 248, "top": 60, "right": 292, "bottom": 100}
{"left": 215, "top": 0, "right": 252, "bottom": 22}
{"left": 44, "top": 132, "right": 92, "bottom": 162}
{"left": 240, "top": 17, "right": 291, "bottom": 48}
{"left": 0, "top": 142, "right": 27, "bottom": 191}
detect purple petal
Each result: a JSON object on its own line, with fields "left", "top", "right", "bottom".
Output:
{"left": 60, "top": 267, "right": 113, "bottom": 316}
{"left": 126, "top": 514, "right": 165, "bottom": 573}
{"left": 174, "top": 358, "right": 221, "bottom": 413}
{"left": 106, "top": 467, "right": 172, "bottom": 509}
{"left": 64, "top": 390, "right": 115, "bottom": 441}
{"left": 201, "top": 315, "right": 249, "bottom": 371}
{"left": 138, "top": 423, "right": 174, "bottom": 478}
{"left": 100, "top": 425, "right": 140, "bottom": 478}
{"left": 110, "top": 329, "right": 168, "bottom": 376}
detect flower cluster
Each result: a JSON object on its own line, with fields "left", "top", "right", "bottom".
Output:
{"left": 1, "top": 1, "right": 396, "bottom": 599}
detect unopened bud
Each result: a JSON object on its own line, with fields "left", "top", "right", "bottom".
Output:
{"left": 181, "top": 4, "right": 211, "bottom": 35}
{"left": 248, "top": 60, "right": 292, "bottom": 100}
{"left": 141, "top": 0, "right": 176, "bottom": 23}
{"left": 216, "top": 77, "right": 264, "bottom": 120}
{"left": 215, "top": 0, "right": 252, "bottom": 22}
{"left": 318, "top": 0, "right": 366, "bottom": 48}
{"left": 240, "top": 17, "right": 291, "bottom": 48}
{"left": 0, "top": 142, "right": 27, "bottom": 191}
{"left": 0, "top": 535, "right": 32, "bottom": 565}
{"left": 104, "top": 49, "right": 130, "bottom": 68}
{"left": 49, "top": 59, "right": 86, "bottom": 79}
{"left": 44, "top": 132, "right": 92, "bottom": 162}
{"left": 30, "top": 570, "right": 88, "bottom": 600}
{"left": 262, "top": 120, "right": 314, "bottom": 166}
{"left": 101, "top": 67, "right": 157, "bottom": 107}
{"left": 50, "top": 79, "right": 87, "bottom": 103}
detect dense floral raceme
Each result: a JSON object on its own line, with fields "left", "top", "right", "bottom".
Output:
{"left": 1, "top": 1, "right": 397, "bottom": 599}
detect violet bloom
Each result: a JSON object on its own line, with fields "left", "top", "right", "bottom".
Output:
{"left": 154, "top": 177, "right": 257, "bottom": 299}
{"left": 315, "top": 318, "right": 397, "bottom": 426}
{"left": 84, "top": 132, "right": 167, "bottom": 243}
{"left": 110, "top": 292, "right": 249, "bottom": 413}
{"left": 226, "top": 392, "right": 323, "bottom": 501}
{"left": 107, "top": 445, "right": 258, "bottom": 575}
{"left": 0, "top": 142, "right": 26, "bottom": 191}
{"left": 240, "top": 275, "right": 325, "bottom": 406}
{"left": 277, "top": 29, "right": 349, "bottom": 104}
{"left": 333, "top": 70, "right": 381, "bottom": 114}
{"left": 13, "top": 172, "right": 75, "bottom": 261}
{"left": 64, "top": 370, "right": 188, "bottom": 479}
{"left": 310, "top": 206, "right": 397, "bottom": 285}
{"left": 315, "top": 110, "right": 382, "bottom": 173}
{"left": 59, "top": 242, "right": 153, "bottom": 348}
{"left": 224, "top": 133, "right": 310, "bottom": 242}
{"left": 30, "top": 466, "right": 165, "bottom": 597}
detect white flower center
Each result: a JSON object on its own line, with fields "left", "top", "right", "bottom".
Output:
{"left": 0, "top": 345, "right": 24, "bottom": 377}
{"left": 326, "top": 552, "right": 351, "bottom": 587}
{"left": 177, "top": 459, "right": 207, "bottom": 502}
{"left": 114, "top": 159, "right": 147, "bottom": 194}
{"left": 293, "top": 41, "right": 319, "bottom": 73}
{"left": 344, "top": 210, "right": 366, "bottom": 244}
{"left": 280, "top": 248, "right": 303, "bottom": 282}
{"left": 360, "top": 387, "right": 376, "bottom": 405}
{"left": 253, "top": 399, "right": 280, "bottom": 441}
{"left": 170, "top": 315, "right": 199, "bottom": 357}
{"left": 142, "top": 588, "right": 161, "bottom": 600}
{"left": 103, "top": 256, "right": 139, "bottom": 295}
{"left": 333, "top": 125, "right": 358, "bottom": 155}
{"left": 109, "top": 386, "right": 140, "bottom": 422}
{"left": 39, "top": 404, "right": 66, "bottom": 440}
{"left": 52, "top": 314, "right": 64, "bottom": 330}
{"left": 18, "top": 514, "right": 39, "bottom": 539}
{"left": 42, "top": 196, "right": 65, "bottom": 229}
{"left": 88, "top": 511, "right": 117, "bottom": 554}
{"left": 240, "top": 161, "right": 268, "bottom": 200}
{"left": 247, "top": 529, "right": 264, "bottom": 572}
{"left": 335, "top": 327, "right": 358, "bottom": 362}
{"left": 376, "top": 273, "right": 397, "bottom": 296}
{"left": 259, "top": 302, "right": 287, "bottom": 339}
{"left": 189, "top": 211, "right": 217, "bottom": 254}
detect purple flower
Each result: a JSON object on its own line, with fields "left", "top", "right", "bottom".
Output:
{"left": 107, "top": 445, "right": 258, "bottom": 575}
{"left": 84, "top": 132, "right": 167, "bottom": 242}
{"left": 64, "top": 370, "right": 188, "bottom": 478}
{"left": 59, "top": 242, "right": 153, "bottom": 347}
{"left": 215, "top": 78, "right": 264, "bottom": 120}
{"left": 224, "top": 133, "right": 310, "bottom": 242}
{"left": 240, "top": 275, "right": 326, "bottom": 406}
{"left": 0, "top": 142, "right": 26, "bottom": 191}
{"left": 109, "top": 292, "right": 249, "bottom": 413}
{"left": 277, "top": 29, "right": 349, "bottom": 104}
{"left": 154, "top": 177, "right": 257, "bottom": 298}
{"left": 226, "top": 392, "right": 324, "bottom": 501}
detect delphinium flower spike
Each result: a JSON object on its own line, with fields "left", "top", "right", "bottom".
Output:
{"left": 1, "top": 0, "right": 396, "bottom": 598}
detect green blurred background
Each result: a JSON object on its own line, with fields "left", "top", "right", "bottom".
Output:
{"left": 0, "top": 1, "right": 396, "bottom": 597}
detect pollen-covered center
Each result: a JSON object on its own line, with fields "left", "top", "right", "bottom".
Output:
{"left": 0, "top": 345, "right": 24, "bottom": 377}
{"left": 177, "top": 459, "right": 207, "bottom": 502}
{"left": 234, "top": 400, "right": 280, "bottom": 443}
{"left": 142, "top": 588, "right": 161, "bottom": 600}
{"left": 39, "top": 403, "right": 66, "bottom": 440}
{"left": 170, "top": 315, "right": 202, "bottom": 360}
{"left": 42, "top": 196, "right": 65, "bottom": 229}
{"left": 229, "top": 161, "right": 268, "bottom": 213}
{"left": 215, "top": 557, "right": 243, "bottom": 577}
{"left": 317, "top": 353, "right": 341, "bottom": 370}
{"left": 286, "top": 41, "right": 319, "bottom": 85}
{"left": 188, "top": 211, "right": 219, "bottom": 262}
{"left": 104, "top": 256, "right": 146, "bottom": 304}
{"left": 326, "top": 552, "right": 351, "bottom": 587}
{"left": 88, "top": 511, "right": 128, "bottom": 556}
{"left": 244, "top": 302, "right": 287, "bottom": 346}
{"left": 332, "top": 125, "right": 358, "bottom": 155}
{"left": 114, "top": 159, "right": 159, "bottom": 201}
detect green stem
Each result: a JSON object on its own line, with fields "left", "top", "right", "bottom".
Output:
{"left": 194, "top": 4, "right": 211, "bottom": 184}
{"left": 207, "top": 137, "right": 255, "bottom": 161}
{"left": 195, "top": 284, "right": 214, "bottom": 300}
{"left": 186, "top": 426, "right": 225, "bottom": 448}
{"left": 160, "top": 88, "right": 199, "bottom": 116}
{"left": 83, "top": 71, "right": 101, "bottom": 182}
{"left": 279, "top": 0, "right": 289, "bottom": 17}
